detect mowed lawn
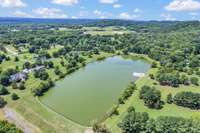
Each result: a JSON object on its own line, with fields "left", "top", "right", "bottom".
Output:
{"left": 105, "top": 68, "right": 200, "bottom": 133}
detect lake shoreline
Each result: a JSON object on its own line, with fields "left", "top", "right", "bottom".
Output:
{"left": 2, "top": 53, "right": 153, "bottom": 132}
{"left": 38, "top": 54, "right": 151, "bottom": 126}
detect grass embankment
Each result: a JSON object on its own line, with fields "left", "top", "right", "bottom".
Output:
{"left": 105, "top": 57, "right": 200, "bottom": 133}
{"left": 1, "top": 46, "right": 113, "bottom": 133}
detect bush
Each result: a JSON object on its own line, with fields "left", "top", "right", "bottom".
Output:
{"left": 118, "top": 97, "right": 124, "bottom": 104}
{"left": 19, "top": 82, "right": 26, "bottom": 90}
{"left": 0, "top": 97, "right": 7, "bottom": 108}
{"left": 66, "top": 67, "right": 78, "bottom": 74}
{"left": 118, "top": 83, "right": 136, "bottom": 105}
{"left": 34, "top": 69, "right": 49, "bottom": 80}
{"left": 196, "top": 70, "right": 200, "bottom": 76}
{"left": 173, "top": 92, "right": 200, "bottom": 110}
{"left": 97, "top": 56, "right": 106, "bottom": 61}
{"left": 166, "top": 93, "right": 173, "bottom": 104}
{"left": 127, "top": 106, "right": 135, "bottom": 113}
{"left": 108, "top": 105, "right": 119, "bottom": 117}
{"left": 54, "top": 67, "right": 61, "bottom": 75}
{"left": 118, "top": 110, "right": 149, "bottom": 133}
{"left": 180, "top": 74, "right": 190, "bottom": 85}
{"left": 0, "top": 75, "right": 10, "bottom": 86}
{"left": 151, "top": 62, "right": 157, "bottom": 68}
{"left": 14, "top": 56, "right": 19, "bottom": 62}
{"left": 0, "top": 85, "right": 8, "bottom": 95}
{"left": 59, "top": 72, "right": 65, "bottom": 79}
{"left": 93, "top": 123, "right": 110, "bottom": 133}
{"left": 44, "top": 61, "right": 54, "bottom": 69}
{"left": 32, "top": 79, "right": 54, "bottom": 96}
{"left": 12, "top": 82, "right": 18, "bottom": 89}
{"left": 139, "top": 85, "right": 163, "bottom": 109}
{"left": 149, "top": 74, "right": 155, "bottom": 79}
{"left": 11, "top": 93, "right": 19, "bottom": 100}
{"left": 0, "top": 120, "right": 22, "bottom": 133}
{"left": 190, "top": 77, "right": 199, "bottom": 86}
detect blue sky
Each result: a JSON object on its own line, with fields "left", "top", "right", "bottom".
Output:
{"left": 0, "top": 0, "right": 200, "bottom": 20}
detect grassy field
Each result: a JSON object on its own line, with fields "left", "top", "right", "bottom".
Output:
{"left": 82, "top": 26, "right": 134, "bottom": 35}
{"left": 105, "top": 67, "right": 200, "bottom": 133}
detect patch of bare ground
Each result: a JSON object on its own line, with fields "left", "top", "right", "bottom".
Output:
{"left": 84, "top": 128, "right": 94, "bottom": 133}
{"left": 3, "top": 106, "right": 41, "bottom": 133}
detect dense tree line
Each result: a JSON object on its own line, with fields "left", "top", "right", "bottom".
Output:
{"left": 0, "top": 68, "right": 17, "bottom": 86}
{"left": 156, "top": 69, "right": 199, "bottom": 87}
{"left": 118, "top": 82, "right": 136, "bottom": 104}
{"left": 32, "top": 79, "right": 54, "bottom": 96}
{"left": 66, "top": 53, "right": 86, "bottom": 74}
{"left": 118, "top": 108, "right": 200, "bottom": 133}
{"left": 34, "top": 69, "right": 49, "bottom": 81}
{"left": 139, "top": 86, "right": 163, "bottom": 109}
{"left": 173, "top": 92, "right": 200, "bottom": 110}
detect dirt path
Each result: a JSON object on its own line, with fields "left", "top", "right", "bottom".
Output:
{"left": 3, "top": 107, "right": 41, "bottom": 133}
{"left": 5, "top": 47, "right": 18, "bottom": 56}
{"left": 84, "top": 128, "right": 94, "bottom": 133}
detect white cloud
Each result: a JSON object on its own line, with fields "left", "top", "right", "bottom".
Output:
{"left": 161, "top": 13, "right": 176, "bottom": 21}
{"left": 52, "top": 0, "right": 78, "bottom": 6}
{"left": 93, "top": 10, "right": 102, "bottom": 15}
{"left": 113, "top": 4, "right": 122, "bottom": 8}
{"left": 0, "top": 0, "right": 26, "bottom": 8}
{"left": 100, "top": 16, "right": 107, "bottom": 19}
{"left": 33, "top": 8, "right": 67, "bottom": 18}
{"left": 93, "top": 10, "right": 113, "bottom": 19}
{"left": 165, "top": 0, "right": 200, "bottom": 11}
{"left": 14, "top": 10, "right": 32, "bottom": 17}
{"left": 134, "top": 8, "right": 143, "bottom": 13}
{"left": 118, "top": 12, "right": 139, "bottom": 20}
{"left": 99, "top": 0, "right": 117, "bottom": 4}
{"left": 119, "top": 13, "right": 131, "bottom": 19}
{"left": 71, "top": 16, "right": 78, "bottom": 19}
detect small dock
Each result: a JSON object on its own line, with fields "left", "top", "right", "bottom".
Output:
{"left": 133, "top": 72, "right": 145, "bottom": 78}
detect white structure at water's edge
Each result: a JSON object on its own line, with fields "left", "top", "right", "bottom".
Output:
{"left": 133, "top": 72, "right": 145, "bottom": 78}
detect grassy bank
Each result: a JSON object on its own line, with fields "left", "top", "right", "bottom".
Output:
{"left": 105, "top": 66, "right": 200, "bottom": 133}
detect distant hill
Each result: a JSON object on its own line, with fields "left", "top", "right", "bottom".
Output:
{"left": 0, "top": 17, "right": 99, "bottom": 25}
{"left": 1, "top": 17, "right": 200, "bottom": 33}
{"left": 0, "top": 17, "right": 179, "bottom": 26}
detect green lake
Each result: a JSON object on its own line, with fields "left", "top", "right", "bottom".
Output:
{"left": 39, "top": 56, "right": 150, "bottom": 125}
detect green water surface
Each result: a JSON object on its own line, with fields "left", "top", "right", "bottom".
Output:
{"left": 39, "top": 56, "right": 150, "bottom": 125}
